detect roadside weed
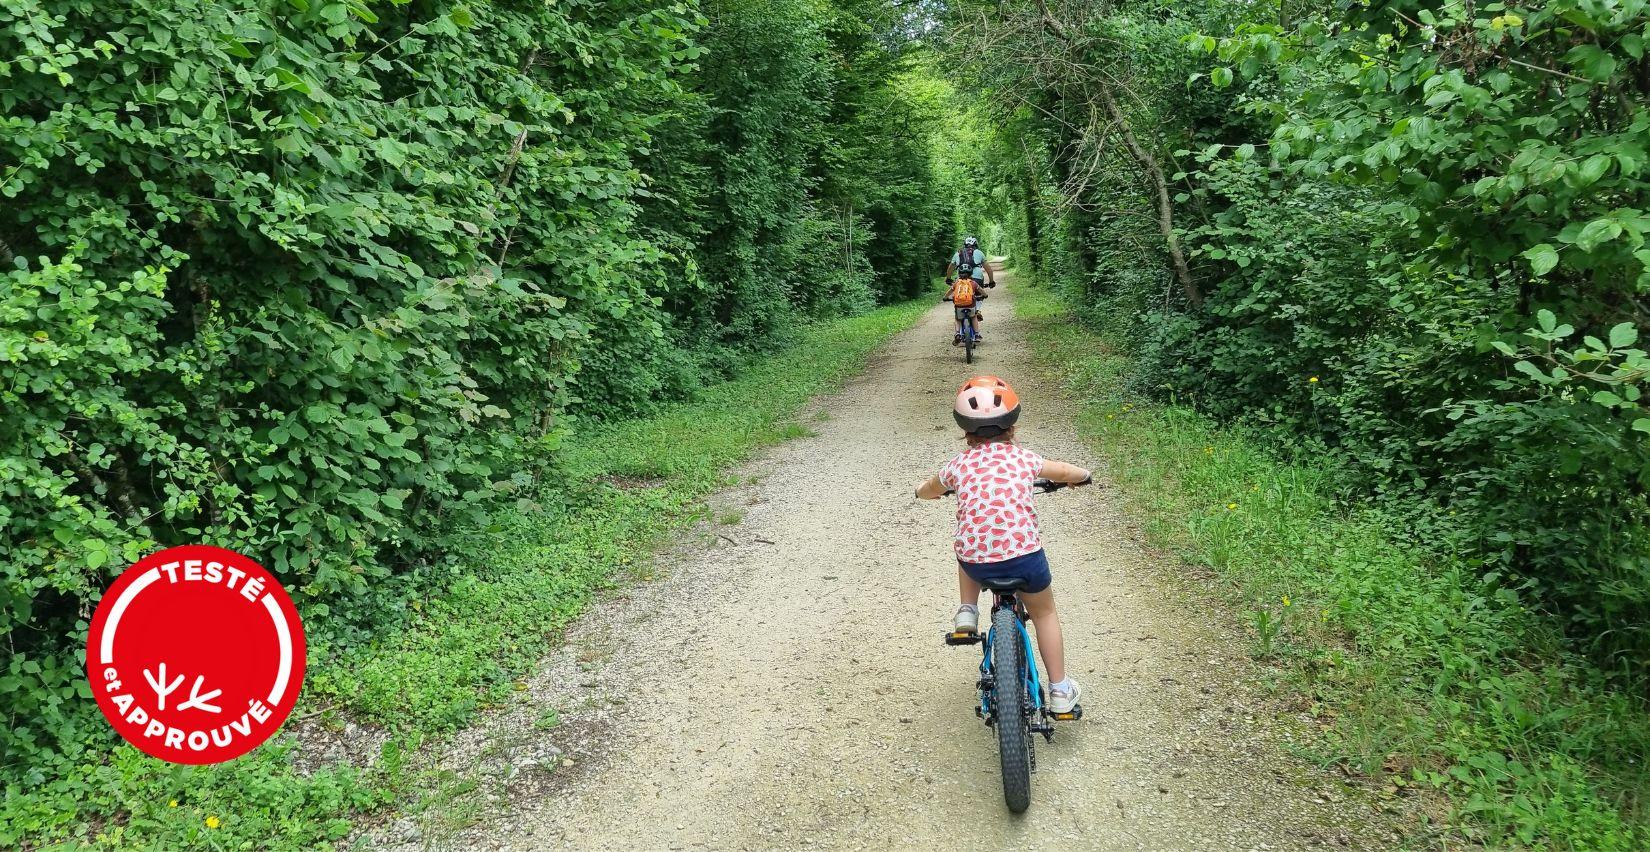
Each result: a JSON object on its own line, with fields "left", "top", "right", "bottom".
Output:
{"left": 1250, "top": 607, "right": 1281, "bottom": 659}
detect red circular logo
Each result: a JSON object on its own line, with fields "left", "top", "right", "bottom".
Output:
{"left": 86, "top": 545, "right": 307, "bottom": 764}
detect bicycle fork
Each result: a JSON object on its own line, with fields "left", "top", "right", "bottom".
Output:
{"left": 974, "top": 612, "right": 1056, "bottom": 744}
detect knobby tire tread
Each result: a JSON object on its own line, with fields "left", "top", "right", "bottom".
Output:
{"left": 992, "top": 605, "right": 1032, "bottom": 813}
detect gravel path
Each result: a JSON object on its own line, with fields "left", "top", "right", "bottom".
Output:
{"left": 375, "top": 275, "right": 1410, "bottom": 851}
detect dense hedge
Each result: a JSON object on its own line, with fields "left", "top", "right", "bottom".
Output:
{"left": 952, "top": 0, "right": 1650, "bottom": 680}
{"left": 0, "top": 0, "right": 947, "bottom": 786}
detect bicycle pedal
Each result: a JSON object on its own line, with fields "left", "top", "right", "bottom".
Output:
{"left": 943, "top": 630, "right": 983, "bottom": 645}
{"left": 1050, "top": 705, "right": 1083, "bottom": 721}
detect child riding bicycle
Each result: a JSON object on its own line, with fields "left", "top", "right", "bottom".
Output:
{"left": 914, "top": 376, "right": 1092, "bottom": 714}
{"left": 944, "top": 277, "right": 986, "bottom": 346}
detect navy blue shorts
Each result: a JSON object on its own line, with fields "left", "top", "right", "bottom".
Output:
{"left": 959, "top": 548, "right": 1051, "bottom": 594}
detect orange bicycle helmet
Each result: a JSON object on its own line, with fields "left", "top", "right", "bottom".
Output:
{"left": 953, "top": 375, "right": 1021, "bottom": 436}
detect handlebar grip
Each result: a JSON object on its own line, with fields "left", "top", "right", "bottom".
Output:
{"left": 1032, "top": 476, "right": 1091, "bottom": 493}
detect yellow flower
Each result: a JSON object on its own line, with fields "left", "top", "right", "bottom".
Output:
{"left": 1225, "top": 502, "right": 1237, "bottom": 511}
{"left": 168, "top": 800, "right": 179, "bottom": 808}
{"left": 1282, "top": 595, "right": 1291, "bottom": 607}
{"left": 1204, "top": 446, "right": 1214, "bottom": 454}
{"left": 205, "top": 816, "right": 221, "bottom": 830}
{"left": 1106, "top": 414, "right": 1115, "bottom": 420}
{"left": 1308, "top": 376, "right": 1319, "bottom": 383}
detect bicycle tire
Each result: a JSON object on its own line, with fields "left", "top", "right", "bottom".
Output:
{"left": 991, "top": 606, "right": 1032, "bottom": 813}
{"left": 964, "top": 317, "right": 976, "bottom": 365}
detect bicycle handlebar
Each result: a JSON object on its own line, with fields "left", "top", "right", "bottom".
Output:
{"left": 942, "top": 476, "right": 1091, "bottom": 497}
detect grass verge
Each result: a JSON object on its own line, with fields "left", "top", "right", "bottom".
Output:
{"left": 7, "top": 300, "right": 926, "bottom": 850}
{"left": 1015, "top": 282, "right": 1649, "bottom": 850}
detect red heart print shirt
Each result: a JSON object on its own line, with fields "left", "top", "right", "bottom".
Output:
{"left": 938, "top": 442, "right": 1045, "bottom": 563}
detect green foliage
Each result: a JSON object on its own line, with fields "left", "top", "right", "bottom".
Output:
{"left": 1, "top": 0, "right": 698, "bottom": 777}
{"left": 2, "top": 299, "right": 924, "bottom": 848}
{"left": 639, "top": 0, "right": 948, "bottom": 356}
{"left": 1176, "top": 0, "right": 1650, "bottom": 673}
{"left": 1019, "top": 284, "right": 1650, "bottom": 849}
{"left": 0, "top": 0, "right": 947, "bottom": 838}
{"left": 948, "top": 0, "right": 1650, "bottom": 679}
{"left": 947, "top": 0, "right": 1650, "bottom": 840}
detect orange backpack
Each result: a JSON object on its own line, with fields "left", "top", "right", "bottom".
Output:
{"left": 952, "top": 278, "right": 977, "bottom": 307}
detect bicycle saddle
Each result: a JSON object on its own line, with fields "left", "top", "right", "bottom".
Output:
{"left": 981, "top": 577, "right": 1030, "bottom": 591}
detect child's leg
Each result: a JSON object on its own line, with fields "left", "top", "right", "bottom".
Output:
{"left": 957, "top": 567, "right": 982, "bottom": 607}
{"left": 1019, "top": 587, "right": 1066, "bottom": 684}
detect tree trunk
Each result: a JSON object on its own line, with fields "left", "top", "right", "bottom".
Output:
{"left": 1031, "top": 0, "right": 1202, "bottom": 308}
{"left": 1096, "top": 87, "right": 1202, "bottom": 308}
{"left": 1020, "top": 142, "right": 1043, "bottom": 279}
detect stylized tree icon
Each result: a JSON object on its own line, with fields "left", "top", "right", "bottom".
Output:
{"left": 144, "top": 662, "right": 223, "bottom": 713}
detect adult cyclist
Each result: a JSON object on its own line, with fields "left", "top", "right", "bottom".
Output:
{"left": 945, "top": 236, "right": 996, "bottom": 345}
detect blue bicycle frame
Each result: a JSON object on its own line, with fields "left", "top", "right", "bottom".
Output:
{"left": 978, "top": 604, "right": 1042, "bottom": 720}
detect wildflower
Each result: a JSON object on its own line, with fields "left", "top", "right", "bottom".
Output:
{"left": 168, "top": 800, "right": 179, "bottom": 808}
{"left": 205, "top": 816, "right": 221, "bottom": 830}
{"left": 1308, "top": 376, "right": 1319, "bottom": 384}
{"left": 1226, "top": 502, "right": 1237, "bottom": 511}
{"left": 1282, "top": 595, "right": 1291, "bottom": 607}
{"left": 1204, "top": 446, "right": 1214, "bottom": 455}
{"left": 1107, "top": 414, "right": 1115, "bottom": 420}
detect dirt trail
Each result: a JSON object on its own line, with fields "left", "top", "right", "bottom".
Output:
{"left": 383, "top": 277, "right": 1406, "bottom": 851}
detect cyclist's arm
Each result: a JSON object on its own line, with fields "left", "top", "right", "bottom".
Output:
{"left": 1040, "top": 460, "right": 1093, "bottom": 485}
{"left": 915, "top": 474, "right": 948, "bottom": 499}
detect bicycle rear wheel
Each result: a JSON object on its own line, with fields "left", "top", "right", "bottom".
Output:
{"left": 964, "top": 316, "right": 976, "bottom": 364}
{"left": 991, "top": 606, "right": 1032, "bottom": 812}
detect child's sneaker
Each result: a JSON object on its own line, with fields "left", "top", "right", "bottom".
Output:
{"left": 952, "top": 333, "right": 963, "bottom": 346}
{"left": 1049, "top": 677, "right": 1082, "bottom": 714}
{"left": 952, "top": 604, "right": 979, "bottom": 633}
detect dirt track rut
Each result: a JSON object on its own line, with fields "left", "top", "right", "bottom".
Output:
{"left": 384, "top": 278, "right": 1406, "bottom": 851}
